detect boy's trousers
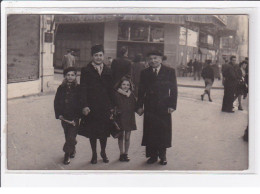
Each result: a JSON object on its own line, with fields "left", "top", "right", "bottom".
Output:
{"left": 61, "top": 120, "right": 78, "bottom": 154}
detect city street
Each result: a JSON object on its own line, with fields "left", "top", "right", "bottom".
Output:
{"left": 6, "top": 80, "right": 248, "bottom": 171}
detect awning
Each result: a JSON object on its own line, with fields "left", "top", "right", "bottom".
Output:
{"left": 54, "top": 15, "right": 187, "bottom": 25}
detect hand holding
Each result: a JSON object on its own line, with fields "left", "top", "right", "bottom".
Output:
{"left": 82, "top": 107, "right": 91, "bottom": 116}
{"left": 168, "top": 108, "right": 175, "bottom": 114}
{"left": 137, "top": 108, "right": 144, "bottom": 116}
{"left": 71, "top": 120, "right": 76, "bottom": 127}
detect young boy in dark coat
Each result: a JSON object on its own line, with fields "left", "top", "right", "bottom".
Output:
{"left": 54, "top": 67, "right": 81, "bottom": 165}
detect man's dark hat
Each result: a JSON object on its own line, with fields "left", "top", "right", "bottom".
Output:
{"left": 63, "top": 67, "right": 77, "bottom": 76}
{"left": 146, "top": 50, "right": 163, "bottom": 57}
{"left": 91, "top": 44, "right": 104, "bottom": 56}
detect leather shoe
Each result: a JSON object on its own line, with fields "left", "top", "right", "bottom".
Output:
{"left": 159, "top": 160, "right": 167, "bottom": 165}
{"left": 91, "top": 153, "right": 97, "bottom": 164}
{"left": 119, "top": 154, "right": 125, "bottom": 162}
{"left": 63, "top": 153, "right": 70, "bottom": 165}
{"left": 70, "top": 151, "right": 76, "bottom": 158}
{"left": 124, "top": 154, "right": 130, "bottom": 162}
{"left": 101, "top": 152, "right": 109, "bottom": 163}
{"left": 147, "top": 157, "right": 158, "bottom": 164}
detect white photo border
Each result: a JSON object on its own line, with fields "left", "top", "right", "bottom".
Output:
{"left": 1, "top": 1, "right": 259, "bottom": 187}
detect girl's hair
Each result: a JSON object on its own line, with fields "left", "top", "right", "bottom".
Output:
{"left": 114, "top": 77, "right": 134, "bottom": 91}
{"left": 239, "top": 60, "right": 248, "bottom": 68}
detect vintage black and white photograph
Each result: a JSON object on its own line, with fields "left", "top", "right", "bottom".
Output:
{"left": 5, "top": 13, "right": 249, "bottom": 171}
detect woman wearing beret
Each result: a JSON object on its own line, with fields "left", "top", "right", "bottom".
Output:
{"left": 78, "top": 45, "right": 115, "bottom": 164}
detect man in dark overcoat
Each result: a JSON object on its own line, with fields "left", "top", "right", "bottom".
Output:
{"left": 136, "top": 50, "right": 178, "bottom": 165}
{"left": 221, "top": 55, "right": 239, "bottom": 113}
{"left": 78, "top": 44, "right": 114, "bottom": 164}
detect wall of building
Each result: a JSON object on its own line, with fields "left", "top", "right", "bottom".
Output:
{"left": 7, "top": 15, "right": 55, "bottom": 99}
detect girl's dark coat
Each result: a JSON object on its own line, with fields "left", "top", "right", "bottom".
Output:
{"left": 78, "top": 62, "right": 114, "bottom": 139}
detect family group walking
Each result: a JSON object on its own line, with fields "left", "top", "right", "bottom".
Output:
{"left": 54, "top": 45, "right": 178, "bottom": 166}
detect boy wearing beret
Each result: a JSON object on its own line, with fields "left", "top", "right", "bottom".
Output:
{"left": 54, "top": 67, "right": 81, "bottom": 165}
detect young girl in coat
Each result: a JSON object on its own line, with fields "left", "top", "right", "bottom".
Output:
{"left": 54, "top": 67, "right": 80, "bottom": 165}
{"left": 114, "top": 77, "right": 137, "bottom": 162}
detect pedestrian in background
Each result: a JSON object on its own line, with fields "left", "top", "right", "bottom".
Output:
{"left": 201, "top": 60, "right": 214, "bottom": 102}
{"left": 78, "top": 45, "right": 114, "bottom": 164}
{"left": 221, "top": 59, "right": 229, "bottom": 85}
{"left": 193, "top": 59, "right": 200, "bottom": 80}
{"left": 221, "top": 56, "right": 238, "bottom": 113}
{"left": 114, "top": 77, "right": 137, "bottom": 162}
{"left": 54, "top": 67, "right": 81, "bottom": 165}
{"left": 131, "top": 53, "right": 148, "bottom": 97}
{"left": 136, "top": 50, "right": 178, "bottom": 165}
{"left": 187, "top": 59, "right": 193, "bottom": 77}
{"left": 111, "top": 46, "right": 132, "bottom": 86}
{"left": 62, "top": 49, "right": 76, "bottom": 69}
{"left": 233, "top": 60, "right": 248, "bottom": 111}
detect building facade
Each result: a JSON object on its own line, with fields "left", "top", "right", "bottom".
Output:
{"left": 8, "top": 14, "right": 245, "bottom": 98}
{"left": 7, "top": 15, "right": 55, "bottom": 98}
{"left": 53, "top": 15, "right": 231, "bottom": 71}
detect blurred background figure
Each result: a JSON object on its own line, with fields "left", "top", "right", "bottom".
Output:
{"left": 212, "top": 60, "right": 221, "bottom": 80}
{"left": 131, "top": 53, "right": 148, "bottom": 97}
{"left": 193, "top": 59, "right": 200, "bottom": 81}
{"left": 187, "top": 59, "right": 193, "bottom": 77}
{"left": 62, "top": 49, "right": 76, "bottom": 70}
{"left": 221, "top": 59, "right": 229, "bottom": 86}
{"left": 221, "top": 56, "right": 238, "bottom": 113}
{"left": 111, "top": 46, "right": 132, "bottom": 86}
{"left": 233, "top": 60, "right": 248, "bottom": 111}
{"left": 106, "top": 57, "right": 113, "bottom": 69}
{"left": 201, "top": 60, "right": 214, "bottom": 102}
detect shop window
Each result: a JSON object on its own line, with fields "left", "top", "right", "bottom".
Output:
{"left": 130, "top": 24, "right": 149, "bottom": 41}
{"left": 150, "top": 26, "right": 164, "bottom": 42}
{"left": 118, "top": 23, "right": 129, "bottom": 40}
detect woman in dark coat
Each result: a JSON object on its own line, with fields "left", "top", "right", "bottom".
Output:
{"left": 78, "top": 45, "right": 114, "bottom": 164}
{"left": 136, "top": 50, "right": 178, "bottom": 165}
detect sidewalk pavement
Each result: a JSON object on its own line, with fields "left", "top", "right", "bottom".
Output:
{"left": 7, "top": 86, "right": 248, "bottom": 171}
{"left": 54, "top": 69, "right": 224, "bottom": 89}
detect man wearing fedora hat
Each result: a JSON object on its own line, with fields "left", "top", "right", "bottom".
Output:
{"left": 136, "top": 50, "right": 178, "bottom": 165}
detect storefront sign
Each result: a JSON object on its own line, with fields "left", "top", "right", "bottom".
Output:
{"left": 55, "top": 15, "right": 116, "bottom": 23}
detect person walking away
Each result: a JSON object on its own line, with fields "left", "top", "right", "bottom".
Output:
{"left": 234, "top": 61, "right": 248, "bottom": 111}
{"left": 136, "top": 50, "right": 178, "bottom": 165}
{"left": 54, "top": 67, "right": 81, "bottom": 165}
{"left": 193, "top": 59, "right": 199, "bottom": 80}
{"left": 62, "top": 49, "right": 76, "bottom": 69}
{"left": 114, "top": 77, "right": 137, "bottom": 162}
{"left": 187, "top": 59, "right": 193, "bottom": 77}
{"left": 197, "top": 59, "right": 203, "bottom": 81}
{"left": 111, "top": 46, "right": 132, "bottom": 86}
{"left": 131, "top": 53, "right": 148, "bottom": 97}
{"left": 201, "top": 60, "right": 214, "bottom": 102}
{"left": 78, "top": 45, "right": 114, "bottom": 164}
{"left": 221, "top": 56, "right": 238, "bottom": 113}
